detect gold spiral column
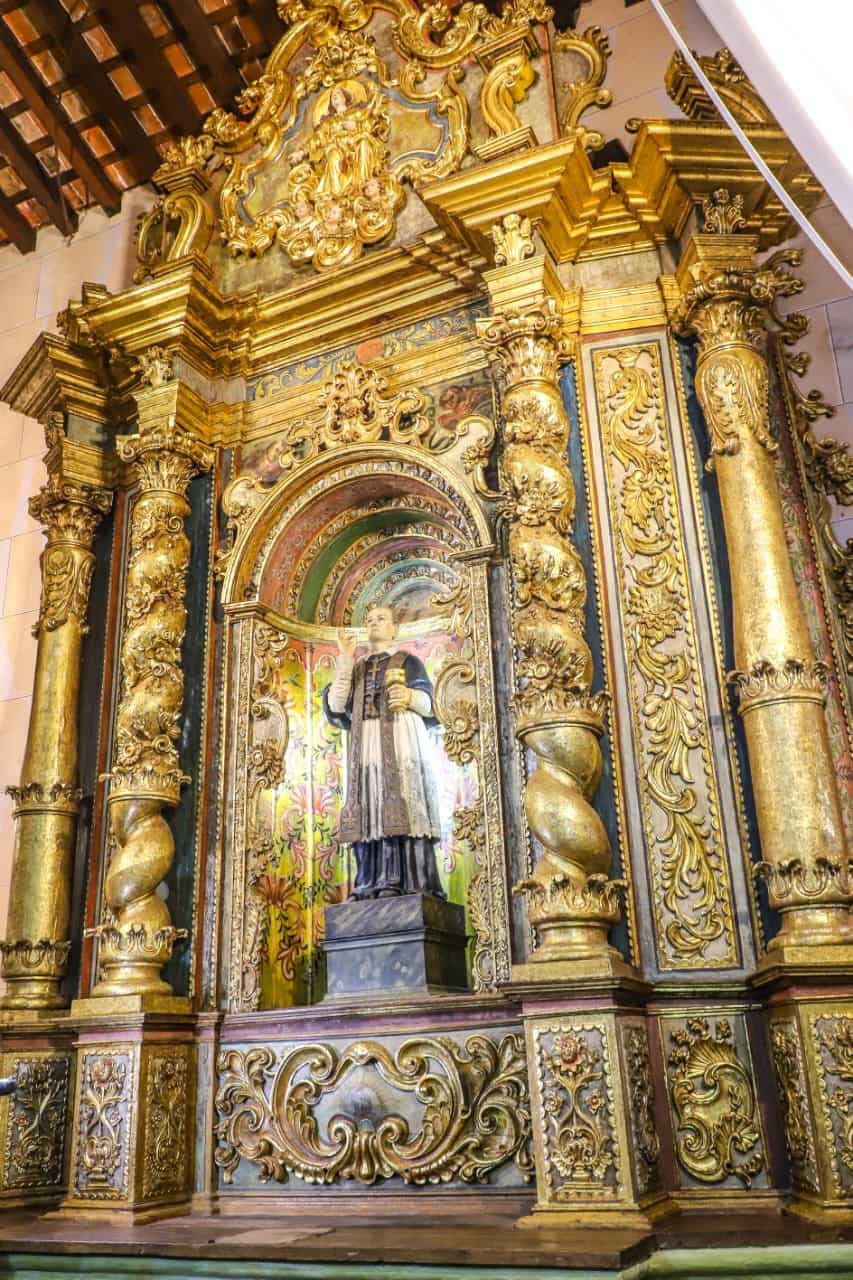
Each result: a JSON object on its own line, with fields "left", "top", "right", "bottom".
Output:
{"left": 90, "top": 350, "right": 213, "bottom": 1001}
{"left": 0, "top": 472, "right": 111, "bottom": 1011}
{"left": 677, "top": 201, "right": 851, "bottom": 967}
{"left": 478, "top": 224, "right": 626, "bottom": 978}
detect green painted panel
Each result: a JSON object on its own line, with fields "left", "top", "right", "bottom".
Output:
{"left": 3, "top": 1245, "right": 853, "bottom": 1280}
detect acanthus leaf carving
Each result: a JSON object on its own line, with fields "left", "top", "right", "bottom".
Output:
{"left": 214, "top": 1034, "right": 533, "bottom": 1187}
{"left": 667, "top": 1017, "right": 764, "bottom": 1187}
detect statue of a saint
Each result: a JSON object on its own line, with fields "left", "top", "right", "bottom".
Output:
{"left": 324, "top": 602, "right": 445, "bottom": 901}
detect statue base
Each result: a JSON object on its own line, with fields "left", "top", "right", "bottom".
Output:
{"left": 323, "top": 893, "right": 468, "bottom": 997}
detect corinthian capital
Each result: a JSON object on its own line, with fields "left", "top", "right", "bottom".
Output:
{"left": 117, "top": 419, "right": 214, "bottom": 494}
{"left": 676, "top": 247, "right": 805, "bottom": 354}
{"left": 28, "top": 476, "right": 112, "bottom": 548}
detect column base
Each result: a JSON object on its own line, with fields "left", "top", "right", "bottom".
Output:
{"left": 752, "top": 942, "right": 853, "bottom": 983}
{"left": 71, "top": 994, "right": 192, "bottom": 1017}
{"left": 511, "top": 950, "right": 638, "bottom": 985}
{"left": 784, "top": 1196, "right": 853, "bottom": 1226}
{"left": 517, "top": 1194, "right": 671, "bottom": 1231}
{"left": 61, "top": 1005, "right": 195, "bottom": 1220}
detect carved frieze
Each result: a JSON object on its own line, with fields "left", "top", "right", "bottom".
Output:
{"left": 214, "top": 1034, "right": 532, "bottom": 1186}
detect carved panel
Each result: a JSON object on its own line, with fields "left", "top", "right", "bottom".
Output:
{"left": 811, "top": 1013, "right": 853, "bottom": 1196}
{"left": 527, "top": 1019, "right": 621, "bottom": 1206}
{"left": 214, "top": 1032, "right": 532, "bottom": 1187}
{"left": 618, "top": 1023, "right": 660, "bottom": 1197}
{"left": 142, "top": 1047, "right": 193, "bottom": 1200}
{"left": 662, "top": 1014, "right": 766, "bottom": 1190}
{"left": 0, "top": 1053, "right": 71, "bottom": 1193}
{"left": 71, "top": 1049, "right": 134, "bottom": 1201}
{"left": 768, "top": 1016, "right": 819, "bottom": 1195}
{"left": 590, "top": 342, "right": 738, "bottom": 970}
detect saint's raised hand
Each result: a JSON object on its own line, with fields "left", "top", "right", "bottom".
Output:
{"left": 338, "top": 629, "right": 358, "bottom": 659}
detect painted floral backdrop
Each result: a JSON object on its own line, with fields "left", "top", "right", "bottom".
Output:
{"left": 254, "top": 631, "right": 478, "bottom": 1007}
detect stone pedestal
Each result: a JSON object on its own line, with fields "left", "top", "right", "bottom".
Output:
{"left": 323, "top": 893, "right": 468, "bottom": 997}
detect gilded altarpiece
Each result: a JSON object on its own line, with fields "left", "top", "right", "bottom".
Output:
{"left": 0, "top": 0, "right": 852, "bottom": 1243}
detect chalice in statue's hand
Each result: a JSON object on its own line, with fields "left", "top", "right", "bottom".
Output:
{"left": 385, "top": 665, "right": 411, "bottom": 713}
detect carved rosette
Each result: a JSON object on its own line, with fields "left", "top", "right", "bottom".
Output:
{"left": 1, "top": 473, "right": 111, "bottom": 1009}
{"left": 478, "top": 277, "right": 619, "bottom": 969}
{"left": 94, "top": 368, "right": 214, "bottom": 999}
{"left": 678, "top": 239, "right": 852, "bottom": 956}
{"left": 214, "top": 1034, "right": 533, "bottom": 1187}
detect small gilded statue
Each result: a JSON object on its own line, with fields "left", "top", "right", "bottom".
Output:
{"left": 282, "top": 77, "right": 404, "bottom": 269}
{"left": 324, "top": 600, "right": 445, "bottom": 900}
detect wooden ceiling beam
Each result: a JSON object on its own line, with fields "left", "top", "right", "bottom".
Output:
{"left": 162, "top": 0, "right": 243, "bottom": 104}
{"left": 0, "top": 105, "right": 77, "bottom": 232}
{"left": 25, "top": 0, "right": 161, "bottom": 178}
{"left": 242, "top": 0, "right": 282, "bottom": 49}
{"left": 97, "top": 2, "right": 204, "bottom": 137}
{"left": 0, "top": 185, "right": 36, "bottom": 251}
{"left": 0, "top": 18, "right": 121, "bottom": 213}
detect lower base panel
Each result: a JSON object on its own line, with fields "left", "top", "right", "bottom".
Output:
{"left": 0, "top": 1201, "right": 851, "bottom": 1278}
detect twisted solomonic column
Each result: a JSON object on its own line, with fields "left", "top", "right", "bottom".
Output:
{"left": 1, "top": 472, "right": 111, "bottom": 1009}
{"left": 677, "top": 211, "right": 851, "bottom": 963}
{"left": 92, "top": 355, "right": 213, "bottom": 999}
{"left": 478, "top": 250, "right": 624, "bottom": 974}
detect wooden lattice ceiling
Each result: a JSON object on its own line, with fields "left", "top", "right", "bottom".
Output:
{"left": 0, "top": 0, "right": 284, "bottom": 251}
{"left": 0, "top": 0, "right": 616, "bottom": 254}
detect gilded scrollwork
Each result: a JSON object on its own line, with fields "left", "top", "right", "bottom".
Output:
{"left": 268, "top": 360, "right": 469, "bottom": 474}
{"left": 143, "top": 1051, "right": 191, "bottom": 1200}
{"left": 1, "top": 1055, "right": 70, "bottom": 1192}
{"left": 73, "top": 1051, "right": 133, "bottom": 1200}
{"left": 779, "top": 342, "right": 853, "bottom": 675}
{"left": 769, "top": 1019, "right": 819, "bottom": 1193}
{"left": 593, "top": 343, "right": 735, "bottom": 968}
{"left": 553, "top": 26, "right": 612, "bottom": 148}
{"left": 813, "top": 1015, "right": 853, "bottom": 1193}
{"left": 530, "top": 1021, "right": 618, "bottom": 1199}
{"left": 214, "top": 1034, "right": 532, "bottom": 1186}
{"left": 620, "top": 1026, "right": 660, "bottom": 1195}
{"left": 666, "top": 1017, "right": 764, "bottom": 1187}
{"left": 210, "top": 4, "right": 471, "bottom": 269}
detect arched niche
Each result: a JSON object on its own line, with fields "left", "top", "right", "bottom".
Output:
{"left": 217, "top": 446, "right": 510, "bottom": 1012}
